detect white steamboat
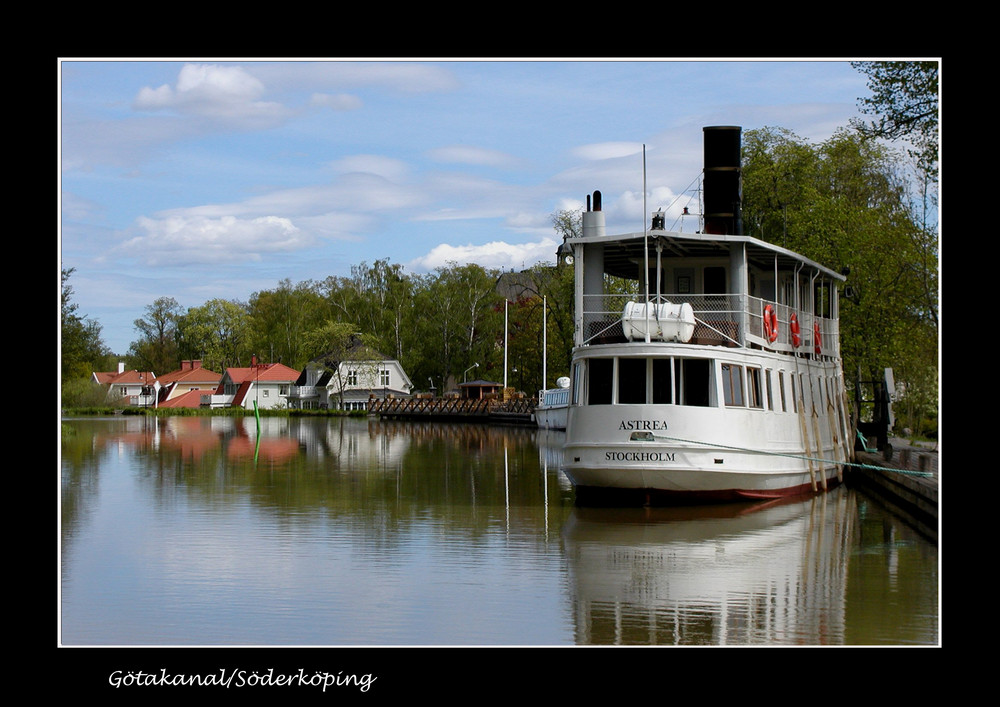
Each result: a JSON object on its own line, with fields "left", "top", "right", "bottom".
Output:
{"left": 560, "top": 126, "right": 853, "bottom": 504}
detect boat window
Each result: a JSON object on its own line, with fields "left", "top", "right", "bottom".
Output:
{"left": 765, "top": 369, "right": 774, "bottom": 411}
{"left": 778, "top": 371, "right": 787, "bottom": 412}
{"left": 675, "top": 358, "right": 712, "bottom": 407}
{"left": 588, "top": 358, "right": 613, "bottom": 405}
{"left": 704, "top": 266, "right": 726, "bottom": 294}
{"left": 618, "top": 358, "right": 646, "bottom": 405}
{"left": 572, "top": 363, "right": 582, "bottom": 405}
{"left": 790, "top": 374, "right": 798, "bottom": 413}
{"left": 759, "top": 277, "right": 776, "bottom": 302}
{"left": 721, "top": 363, "right": 745, "bottom": 407}
{"left": 815, "top": 281, "right": 832, "bottom": 317}
{"left": 782, "top": 280, "right": 796, "bottom": 308}
{"left": 748, "top": 367, "right": 764, "bottom": 409}
{"left": 652, "top": 358, "right": 672, "bottom": 404}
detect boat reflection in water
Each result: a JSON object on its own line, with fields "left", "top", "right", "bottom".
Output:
{"left": 561, "top": 487, "right": 854, "bottom": 645}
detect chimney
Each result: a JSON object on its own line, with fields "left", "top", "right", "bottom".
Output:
{"left": 702, "top": 126, "right": 743, "bottom": 236}
{"left": 118, "top": 361, "right": 125, "bottom": 374}
{"left": 192, "top": 360, "right": 202, "bottom": 369}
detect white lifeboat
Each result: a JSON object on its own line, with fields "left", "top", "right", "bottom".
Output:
{"left": 621, "top": 300, "right": 696, "bottom": 343}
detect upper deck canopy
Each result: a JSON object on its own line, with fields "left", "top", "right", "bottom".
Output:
{"left": 576, "top": 229, "right": 847, "bottom": 283}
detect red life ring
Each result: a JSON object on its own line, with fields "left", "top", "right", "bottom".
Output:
{"left": 813, "top": 322, "right": 822, "bottom": 354}
{"left": 790, "top": 313, "right": 801, "bottom": 348}
{"left": 763, "top": 304, "right": 779, "bottom": 343}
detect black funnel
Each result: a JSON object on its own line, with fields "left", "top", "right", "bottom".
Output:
{"left": 703, "top": 126, "right": 743, "bottom": 236}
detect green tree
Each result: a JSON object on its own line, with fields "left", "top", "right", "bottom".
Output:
{"left": 128, "top": 296, "right": 182, "bottom": 374}
{"left": 302, "top": 320, "right": 367, "bottom": 409}
{"left": 552, "top": 208, "right": 582, "bottom": 242}
{"left": 344, "top": 259, "right": 415, "bottom": 362}
{"left": 405, "top": 262, "right": 504, "bottom": 392}
{"left": 247, "top": 279, "right": 326, "bottom": 369}
{"left": 501, "top": 262, "right": 575, "bottom": 392}
{"left": 851, "top": 60, "right": 939, "bottom": 182}
{"left": 61, "top": 268, "right": 111, "bottom": 391}
{"left": 741, "top": 126, "right": 938, "bottom": 433}
{"left": 177, "top": 298, "right": 251, "bottom": 372}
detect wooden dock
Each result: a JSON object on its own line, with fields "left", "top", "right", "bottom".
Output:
{"left": 368, "top": 396, "right": 536, "bottom": 425}
{"left": 847, "top": 438, "right": 938, "bottom": 540}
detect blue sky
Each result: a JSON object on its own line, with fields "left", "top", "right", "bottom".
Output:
{"left": 59, "top": 59, "right": 870, "bottom": 356}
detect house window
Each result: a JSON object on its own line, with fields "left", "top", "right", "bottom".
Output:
{"left": 346, "top": 370, "right": 358, "bottom": 386}
{"left": 263, "top": 389, "right": 270, "bottom": 397}
{"left": 380, "top": 369, "right": 390, "bottom": 387}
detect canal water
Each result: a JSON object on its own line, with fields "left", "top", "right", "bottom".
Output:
{"left": 60, "top": 415, "right": 939, "bottom": 647}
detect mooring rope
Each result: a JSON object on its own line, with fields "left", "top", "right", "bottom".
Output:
{"left": 650, "top": 434, "right": 933, "bottom": 478}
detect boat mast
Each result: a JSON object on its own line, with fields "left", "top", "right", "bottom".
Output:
{"left": 542, "top": 295, "right": 547, "bottom": 390}
{"left": 643, "top": 145, "right": 650, "bottom": 343}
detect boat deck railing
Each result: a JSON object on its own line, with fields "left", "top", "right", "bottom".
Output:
{"left": 581, "top": 293, "right": 839, "bottom": 356}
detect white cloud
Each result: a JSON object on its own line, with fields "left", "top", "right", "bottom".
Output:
{"left": 133, "top": 63, "right": 291, "bottom": 128}
{"left": 328, "top": 154, "right": 411, "bottom": 181}
{"left": 571, "top": 141, "right": 646, "bottom": 161}
{"left": 310, "top": 92, "right": 364, "bottom": 111}
{"left": 427, "top": 145, "right": 520, "bottom": 168}
{"left": 408, "top": 238, "right": 559, "bottom": 273}
{"left": 61, "top": 191, "right": 104, "bottom": 222}
{"left": 252, "top": 61, "right": 461, "bottom": 94}
{"left": 116, "top": 214, "right": 312, "bottom": 267}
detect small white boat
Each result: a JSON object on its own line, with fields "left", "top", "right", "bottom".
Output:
{"left": 559, "top": 126, "right": 853, "bottom": 504}
{"left": 535, "top": 376, "right": 570, "bottom": 430}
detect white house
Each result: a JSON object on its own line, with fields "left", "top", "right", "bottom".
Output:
{"left": 203, "top": 361, "right": 301, "bottom": 410}
{"left": 288, "top": 341, "right": 413, "bottom": 411}
{"left": 91, "top": 362, "right": 158, "bottom": 406}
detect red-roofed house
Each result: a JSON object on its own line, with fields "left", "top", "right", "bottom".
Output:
{"left": 91, "top": 362, "right": 158, "bottom": 406}
{"left": 155, "top": 360, "right": 222, "bottom": 408}
{"left": 157, "top": 389, "right": 208, "bottom": 409}
{"left": 204, "top": 359, "right": 301, "bottom": 410}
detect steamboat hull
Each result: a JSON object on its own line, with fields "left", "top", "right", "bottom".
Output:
{"left": 565, "top": 462, "right": 843, "bottom": 505}
{"left": 563, "top": 347, "right": 846, "bottom": 504}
